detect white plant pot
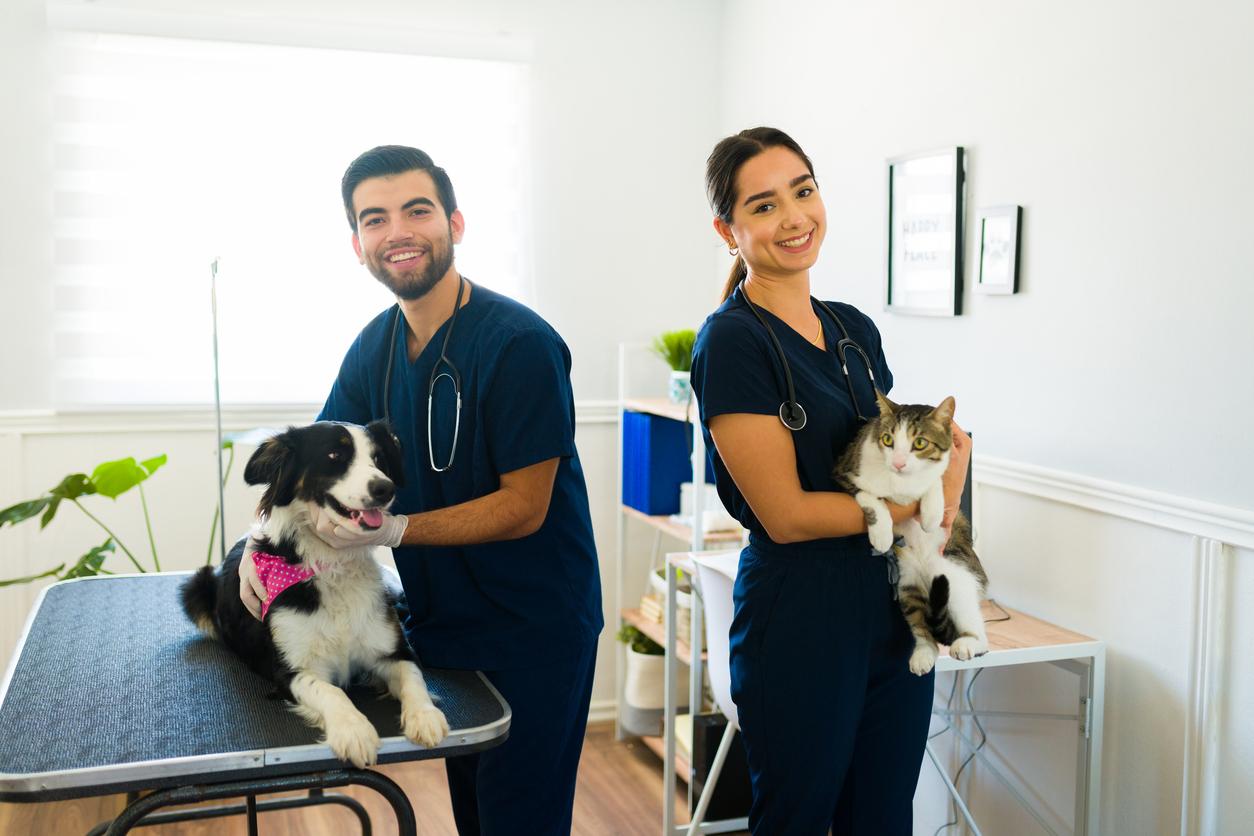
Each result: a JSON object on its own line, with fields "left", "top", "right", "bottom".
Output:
{"left": 668, "top": 370, "right": 692, "bottom": 405}
{"left": 621, "top": 646, "right": 689, "bottom": 737}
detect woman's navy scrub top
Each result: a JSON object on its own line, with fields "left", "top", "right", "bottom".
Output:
{"left": 318, "top": 283, "right": 603, "bottom": 671}
{"left": 691, "top": 284, "right": 892, "bottom": 546}
{"left": 692, "top": 286, "right": 936, "bottom": 836}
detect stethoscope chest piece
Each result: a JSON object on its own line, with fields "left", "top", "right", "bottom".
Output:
{"left": 779, "top": 401, "right": 807, "bottom": 431}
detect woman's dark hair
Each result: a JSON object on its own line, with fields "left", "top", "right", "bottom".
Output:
{"left": 340, "top": 145, "right": 458, "bottom": 232}
{"left": 705, "top": 127, "right": 816, "bottom": 302}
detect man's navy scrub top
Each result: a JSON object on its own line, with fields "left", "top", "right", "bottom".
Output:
{"left": 691, "top": 284, "right": 893, "bottom": 555}
{"left": 318, "top": 282, "right": 603, "bottom": 671}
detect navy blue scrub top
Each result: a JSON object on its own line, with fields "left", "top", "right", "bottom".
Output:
{"left": 691, "top": 284, "right": 893, "bottom": 554}
{"left": 318, "top": 282, "right": 603, "bottom": 671}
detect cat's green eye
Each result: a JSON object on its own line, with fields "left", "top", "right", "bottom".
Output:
{"left": 880, "top": 433, "right": 894, "bottom": 447}
{"left": 913, "top": 438, "right": 928, "bottom": 451}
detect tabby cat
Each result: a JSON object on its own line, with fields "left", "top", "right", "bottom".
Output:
{"left": 833, "top": 392, "right": 989, "bottom": 675}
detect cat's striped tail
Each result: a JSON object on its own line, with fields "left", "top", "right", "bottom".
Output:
{"left": 925, "top": 575, "right": 961, "bottom": 646}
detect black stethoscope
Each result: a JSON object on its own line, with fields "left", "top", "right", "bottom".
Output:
{"left": 738, "top": 279, "right": 878, "bottom": 430}
{"left": 383, "top": 275, "right": 466, "bottom": 472}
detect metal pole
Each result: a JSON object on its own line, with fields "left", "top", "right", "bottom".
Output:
{"left": 210, "top": 257, "right": 227, "bottom": 564}
{"left": 924, "top": 743, "right": 983, "bottom": 836}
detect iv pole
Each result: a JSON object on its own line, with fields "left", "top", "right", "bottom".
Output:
{"left": 210, "top": 257, "right": 227, "bottom": 565}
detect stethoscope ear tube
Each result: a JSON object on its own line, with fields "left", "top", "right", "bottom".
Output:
{"left": 738, "top": 279, "right": 876, "bottom": 431}
{"left": 381, "top": 275, "right": 467, "bottom": 471}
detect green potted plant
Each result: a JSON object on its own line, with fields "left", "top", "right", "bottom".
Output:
{"left": 617, "top": 624, "right": 688, "bottom": 736}
{"left": 650, "top": 329, "right": 696, "bottom": 405}
{"left": 0, "top": 453, "right": 169, "bottom": 586}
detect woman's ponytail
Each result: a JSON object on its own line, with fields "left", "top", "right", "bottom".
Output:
{"left": 721, "top": 254, "right": 747, "bottom": 302}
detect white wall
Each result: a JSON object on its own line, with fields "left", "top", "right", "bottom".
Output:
{"left": 0, "top": 0, "right": 54, "bottom": 410}
{"left": 718, "top": 0, "right": 1254, "bottom": 509}
{"left": 715, "top": 1, "right": 1254, "bottom": 833}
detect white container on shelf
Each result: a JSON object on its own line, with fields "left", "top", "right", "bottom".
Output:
{"left": 620, "top": 646, "right": 689, "bottom": 737}
{"left": 672, "top": 482, "right": 739, "bottom": 534}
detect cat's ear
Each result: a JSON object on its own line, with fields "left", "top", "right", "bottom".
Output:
{"left": 874, "top": 390, "right": 898, "bottom": 416}
{"left": 932, "top": 396, "right": 956, "bottom": 426}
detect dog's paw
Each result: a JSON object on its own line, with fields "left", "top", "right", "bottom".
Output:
{"left": 326, "top": 712, "right": 381, "bottom": 768}
{"left": 868, "top": 520, "right": 895, "bottom": 554}
{"left": 909, "top": 643, "right": 938, "bottom": 676}
{"left": 949, "top": 636, "right": 988, "bottom": 661}
{"left": 401, "top": 703, "right": 449, "bottom": 748}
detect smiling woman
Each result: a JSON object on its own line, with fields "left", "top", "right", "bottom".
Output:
{"left": 48, "top": 30, "right": 531, "bottom": 406}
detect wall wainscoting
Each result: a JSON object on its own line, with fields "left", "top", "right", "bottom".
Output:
{"left": 972, "top": 454, "right": 1250, "bottom": 834}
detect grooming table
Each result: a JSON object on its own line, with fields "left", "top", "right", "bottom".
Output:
{"left": 0, "top": 573, "right": 511, "bottom": 835}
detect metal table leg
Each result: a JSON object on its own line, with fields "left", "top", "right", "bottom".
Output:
{"left": 96, "top": 769, "right": 412, "bottom": 836}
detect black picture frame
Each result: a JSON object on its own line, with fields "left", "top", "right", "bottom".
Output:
{"left": 976, "top": 205, "right": 1022, "bottom": 295}
{"left": 886, "top": 146, "right": 965, "bottom": 316}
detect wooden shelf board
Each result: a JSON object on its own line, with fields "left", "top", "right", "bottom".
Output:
{"left": 622, "top": 505, "right": 744, "bottom": 545}
{"left": 621, "top": 607, "right": 705, "bottom": 663}
{"left": 640, "top": 734, "right": 690, "bottom": 784}
{"left": 623, "top": 397, "right": 695, "bottom": 424}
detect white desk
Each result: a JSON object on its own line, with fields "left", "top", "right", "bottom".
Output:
{"left": 661, "top": 552, "right": 1105, "bottom": 836}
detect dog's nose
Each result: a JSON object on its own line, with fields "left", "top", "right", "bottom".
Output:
{"left": 368, "top": 478, "right": 394, "bottom": 505}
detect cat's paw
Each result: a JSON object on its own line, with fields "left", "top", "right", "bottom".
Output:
{"left": 909, "top": 643, "right": 938, "bottom": 676}
{"left": 868, "top": 520, "right": 895, "bottom": 553}
{"left": 949, "top": 636, "right": 988, "bottom": 661}
{"left": 920, "top": 502, "right": 944, "bottom": 532}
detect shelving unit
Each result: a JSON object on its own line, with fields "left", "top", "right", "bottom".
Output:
{"left": 614, "top": 344, "right": 747, "bottom": 832}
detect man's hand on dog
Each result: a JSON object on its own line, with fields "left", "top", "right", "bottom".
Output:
{"left": 309, "top": 502, "right": 408, "bottom": 550}
{"left": 239, "top": 538, "right": 268, "bottom": 621}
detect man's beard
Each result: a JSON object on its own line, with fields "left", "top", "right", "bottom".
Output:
{"left": 367, "top": 238, "right": 454, "bottom": 301}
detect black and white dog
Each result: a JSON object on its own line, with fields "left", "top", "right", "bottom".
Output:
{"left": 180, "top": 420, "right": 448, "bottom": 767}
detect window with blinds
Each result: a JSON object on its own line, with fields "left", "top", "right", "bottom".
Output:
{"left": 50, "top": 31, "right": 531, "bottom": 407}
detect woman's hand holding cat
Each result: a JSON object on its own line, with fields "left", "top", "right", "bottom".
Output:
{"left": 940, "top": 420, "right": 971, "bottom": 527}
{"left": 937, "top": 421, "right": 971, "bottom": 551}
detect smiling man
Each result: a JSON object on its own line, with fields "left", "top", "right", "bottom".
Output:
{"left": 240, "top": 145, "right": 603, "bottom": 835}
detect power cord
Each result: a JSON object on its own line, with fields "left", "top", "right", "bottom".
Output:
{"left": 933, "top": 668, "right": 988, "bottom": 836}
{"left": 984, "top": 598, "right": 1011, "bottom": 623}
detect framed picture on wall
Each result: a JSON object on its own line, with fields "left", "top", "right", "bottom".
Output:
{"left": 976, "top": 205, "right": 1022, "bottom": 294}
{"left": 885, "top": 146, "right": 965, "bottom": 316}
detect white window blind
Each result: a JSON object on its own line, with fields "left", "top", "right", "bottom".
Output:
{"left": 50, "top": 31, "right": 531, "bottom": 407}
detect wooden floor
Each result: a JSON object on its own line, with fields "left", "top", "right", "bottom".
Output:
{"left": 0, "top": 722, "right": 693, "bottom": 836}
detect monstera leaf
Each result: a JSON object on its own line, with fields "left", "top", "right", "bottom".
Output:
{"left": 0, "top": 564, "right": 65, "bottom": 588}
{"left": 91, "top": 455, "right": 168, "bottom": 499}
{"left": 0, "top": 498, "right": 52, "bottom": 529}
{"left": 39, "top": 473, "right": 97, "bottom": 529}
{"left": 2, "top": 452, "right": 170, "bottom": 586}
{"left": 61, "top": 539, "right": 115, "bottom": 580}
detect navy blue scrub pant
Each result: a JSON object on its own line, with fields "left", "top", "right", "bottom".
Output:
{"left": 729, "top": 539, "right": 935, "bottom": 835}
{"left": 444, "top": 639, "right": 597, "bottom": 835}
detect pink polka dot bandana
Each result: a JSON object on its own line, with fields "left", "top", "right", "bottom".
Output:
{"left": 252, "top": 551, "right": 316, "bottom": 618}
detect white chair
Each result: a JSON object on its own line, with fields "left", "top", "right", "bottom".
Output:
{"left": 686, "top": 550, "right": 743, "bottom": 833}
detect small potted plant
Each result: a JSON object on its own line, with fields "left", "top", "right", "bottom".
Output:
{"left": 651, "top": 329, "right": 696, "bottom": 405}
{"left": 617, "top": 624, "right": 687, "bottom": 736}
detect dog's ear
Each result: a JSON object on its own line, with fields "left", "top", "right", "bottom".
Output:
{"left": 366, "top": 420, "right": 405, "bottom": 488}
{"left": 244, "top": 429, "right": 300, "bottom": 513}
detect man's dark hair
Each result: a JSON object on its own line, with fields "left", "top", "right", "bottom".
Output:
{"left": 340, "top": 145, "right": 458, "bottom": 232}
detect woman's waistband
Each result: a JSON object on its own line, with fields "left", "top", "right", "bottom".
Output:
{"left": 746, "top": 532, "right": 870, "bottom": 558}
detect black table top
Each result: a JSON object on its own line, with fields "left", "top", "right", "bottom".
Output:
{"left": 0, "top": 573, "right": 509, "bottom": 801}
